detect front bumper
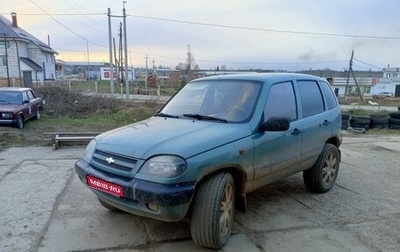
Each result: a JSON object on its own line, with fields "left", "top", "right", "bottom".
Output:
{"left": 0, "top": 119, "right": 16, "bottom": 125}
{"left": 75, "top": 159, "right": 196, "bottom": 222}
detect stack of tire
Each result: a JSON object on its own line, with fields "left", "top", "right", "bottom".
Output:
{"left": 389, "top": 110, "right": 400, "bottom": 130}
{"left": 369, "top": 114, "right": 389, "bottom": 129}
{"left": 341, "top": 114, "right": 350, "bottom": 130}
{"left": 349, "top": 116, "right": 371, "bottom": 130}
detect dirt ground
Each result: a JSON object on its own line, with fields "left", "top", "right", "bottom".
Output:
{"left": 1, "top": 133, "right": 399, "bottom": 251}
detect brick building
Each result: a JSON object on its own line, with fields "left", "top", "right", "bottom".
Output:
{"left": 0, "top": 13, "right": 57, "bottom": 87}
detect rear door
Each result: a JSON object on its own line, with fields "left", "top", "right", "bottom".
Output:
{"left": 26, "top": 89, "right": 39, "bottom": 118}
{"left": 297, "top": 79, "right": 328, "bottom": 167}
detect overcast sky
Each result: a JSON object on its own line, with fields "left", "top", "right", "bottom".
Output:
{"left": 1, "top": 0, "right": 400, "bottom": 71}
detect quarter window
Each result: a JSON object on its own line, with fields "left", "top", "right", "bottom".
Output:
{"left": 264, "top": 81, "right": 297, "bottom": 121}
{"left": 319, "top": 81, "right": 337, "bottom": 110}
{"left": 298, "top": 80, "right": 324, "bottom": 118}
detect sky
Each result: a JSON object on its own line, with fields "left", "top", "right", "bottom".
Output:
{"left": 1, "top": 0, "right": 400, "bottom": 71}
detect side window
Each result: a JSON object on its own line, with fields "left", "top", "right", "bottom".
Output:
{"left": 264, "top": 81, "right": 297, "bottom": 121}
{"left": 298, "top": 80, "right": 324, "bottom": 118}
{"left": 22, "top": 92, "right": 29, "bottom": 103}
{"left": 319, "top": 80, "right": 337, "bottom": 110}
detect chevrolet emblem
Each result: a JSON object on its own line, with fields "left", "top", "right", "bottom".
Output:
{"left": 106, "top": 157, "right": 115, "bottom": 164}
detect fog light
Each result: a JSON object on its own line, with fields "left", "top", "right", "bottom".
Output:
{"left": 147, "top": 203, "right": 159, "bottom": 212}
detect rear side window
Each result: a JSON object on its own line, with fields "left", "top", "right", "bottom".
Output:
{"left": 298, "top": 80, "right": 324, "bottom": 118}
{"left": 264, "top": 81, "right": 297, "bottom": 121}
{"left": 319, "top": 81, "right": 337, "bottom": 110}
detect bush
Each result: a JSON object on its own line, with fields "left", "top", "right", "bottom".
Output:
{"left": 35, "top": 86, "right": 123, "bottom": 118}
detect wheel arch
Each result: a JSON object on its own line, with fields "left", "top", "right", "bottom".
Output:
{"left": 326, "top": 136, "right": 341, "bottom": 162}
{"left": 192, "top": 166, "right": 248, "bottom": 214}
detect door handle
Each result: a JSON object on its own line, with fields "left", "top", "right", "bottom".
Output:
{"left": 322, "top": 120, "right": 330, "bottom": 126}
{"left": 292, "top": 128, "right": 302, "bottom": 135}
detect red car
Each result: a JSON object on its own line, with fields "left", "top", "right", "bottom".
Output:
{"left": 0, "top": 87, "right": 44, "bottom": 129}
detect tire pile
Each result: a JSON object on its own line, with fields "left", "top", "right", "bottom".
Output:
{"left": 342, "top": 109, "right": 400, "bottom": 131}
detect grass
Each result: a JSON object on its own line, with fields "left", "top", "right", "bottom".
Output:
{"left": 0, "top": 100, "right": 162, "bottom": 151}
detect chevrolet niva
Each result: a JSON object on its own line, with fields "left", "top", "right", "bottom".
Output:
{"left": 75, "top": 73, "right": 342, "bottom": 249}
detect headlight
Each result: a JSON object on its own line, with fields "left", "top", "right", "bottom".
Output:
{"left": 82, "top": 139, "right": 96, "bottom": 162}
{"left": 1, "top": 112, "right": 13, "bottom": 119}
{"left": 140, "top": 156, "right": 187, "bottom": 178}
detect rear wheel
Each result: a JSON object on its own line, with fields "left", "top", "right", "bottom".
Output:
{"left": 35, "top": 109, "right": 41, "bottom": 120}
{"left": 190, "top": 172, "right": 235, "bottom": 249}
{"left": 304, "top": 143, "right": 339, "bottom": 193}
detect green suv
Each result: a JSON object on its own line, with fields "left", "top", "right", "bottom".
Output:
{"left": 75, "top": 73, "right": 342, "bottom": 249}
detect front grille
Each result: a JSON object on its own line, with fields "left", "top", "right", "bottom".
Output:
{"left": 92, "top": 149, "right": 137, "bottom": 172}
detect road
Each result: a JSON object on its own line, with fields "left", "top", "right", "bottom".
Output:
{"left": 1, "top": 133, "right": 399, "bottom": 252}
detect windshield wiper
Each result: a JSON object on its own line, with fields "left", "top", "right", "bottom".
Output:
{"left": 155, "top": 112, "right": 179, "bottom": 118}
{"left": 183, "top": 113, "right": 228, "bottom": 123}
{"left": 0, "top": 100, "right": 11, "bottom": 104}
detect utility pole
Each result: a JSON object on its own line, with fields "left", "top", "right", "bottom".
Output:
{"left": 107, "top": 8, "right": 114, "bottom": 97}
{"left": 3, "top": 33, "right": 10, "bottom": 86}
{"left": 123, "top": 1, "right": 129, "bottom": 99}
{"left": 345, "top": 50, "right": 365, "bottom": 103}
{"left": 86, "top": 41, "right": 89, "bottom": 80}
{"left": 145, "top": 55, "right": 148, "bottom": 94}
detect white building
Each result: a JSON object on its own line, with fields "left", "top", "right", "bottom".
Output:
{"left": 330, "top": 68, "right": 400, "bottom": 97}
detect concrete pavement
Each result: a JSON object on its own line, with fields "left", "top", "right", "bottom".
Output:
{"left": 1, "top": 134, "right": 400, "bottom": 252}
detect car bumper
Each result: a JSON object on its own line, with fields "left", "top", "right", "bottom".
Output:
{"left": 0, "top": 119, "right": 16, "bottom": 125}
{"left": 75, "top": 159, "right": 196, "bottom": 222}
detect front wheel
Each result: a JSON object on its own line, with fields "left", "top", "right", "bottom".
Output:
{"left": 190, "top": 172, "right": 235, "bottom": 249}
{"left": 16, "top": 115, "right": 24, "bottom": 129}
{"left": 303, "top": 143, "right": 339, "bottom": 193}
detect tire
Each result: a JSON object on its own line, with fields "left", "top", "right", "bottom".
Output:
{"left": 351, "top": 124, "right": 370, "bottom": 130}
{"left": 35, "top": 109, "right": 41, "bottom": 120}
{"left": 390, "top": 124, "right": 400, "bottom": 130}
{"left": 350, "top": 117, "right": 370, "bottom": 125}
{"left": 16, "top": 115, "right": 24, "bottom": 129}
{"left": 303, "top": 143, "right": 339, "bottom": 193}
{"left": 389, "top": 117, "right": 400, "bottom": 125}
{"left": 190, "top": 173, "right": 235, "bottom": 249}
{"left": 389, "top": 111, "right": 400, "bottom": 119}
{"left": 98, "top": 198, "right": 121, "bottom": 211}
{"left": 370, "top": 117, "right": 388, "bottom": 125}
{"left": 370, "top": 123, "right": 389, "bottom": 129}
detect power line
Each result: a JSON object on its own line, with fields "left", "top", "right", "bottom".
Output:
{"left": 353, "top": 58, "right": 382, "bottom": 70}
{"left": 128, "top": 14, "right": 400, "bottom": 40}
{"left": 28, "top": 0, "right": 107, "bottom": 47}
{"left": 4, "top": 11, "right": 400, "bottom": 40}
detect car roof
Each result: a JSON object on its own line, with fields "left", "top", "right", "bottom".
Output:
{"left": 0, "top": 87, "right": 32, "bottom": 92}
{"left": 191, "top": 72, "right": 326, "bottom": 83}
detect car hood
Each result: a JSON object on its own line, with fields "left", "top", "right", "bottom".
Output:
{"left": 94, "top": 116, "right": 252, "bottom": 159}
{"left": 0, "top": 103, "right": 21, "bottom": 112}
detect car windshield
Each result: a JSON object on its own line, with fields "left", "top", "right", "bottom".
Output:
{"left": 160, "top": 80, "right": 261, "bottom": 122}
{"left": 0, "top": 91, "right": 22, "bottom": 104}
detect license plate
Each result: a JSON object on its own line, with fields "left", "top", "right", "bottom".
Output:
{"left": 86, "top": 176, "right": 124, "bottom": 197}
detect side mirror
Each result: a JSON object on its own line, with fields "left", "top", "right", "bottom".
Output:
{"left": 23, "top": 100, "right": 30, "bottom": 104}
{"left": 261, "top": 116, "right": 290, "bottom": 132}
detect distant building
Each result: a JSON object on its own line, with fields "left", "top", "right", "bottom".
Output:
{"left": 329, "top": 68, "right": 400, "bottom": 97}
{"left": 0, "top": 13, "right": 57, "bottom": 87}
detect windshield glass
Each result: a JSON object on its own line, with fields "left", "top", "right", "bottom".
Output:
{"left": 0, "top": 91, "right": 22, "bottom": 104}
{"left": 160, "top": 80, "right": 261, "bottom": 122}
